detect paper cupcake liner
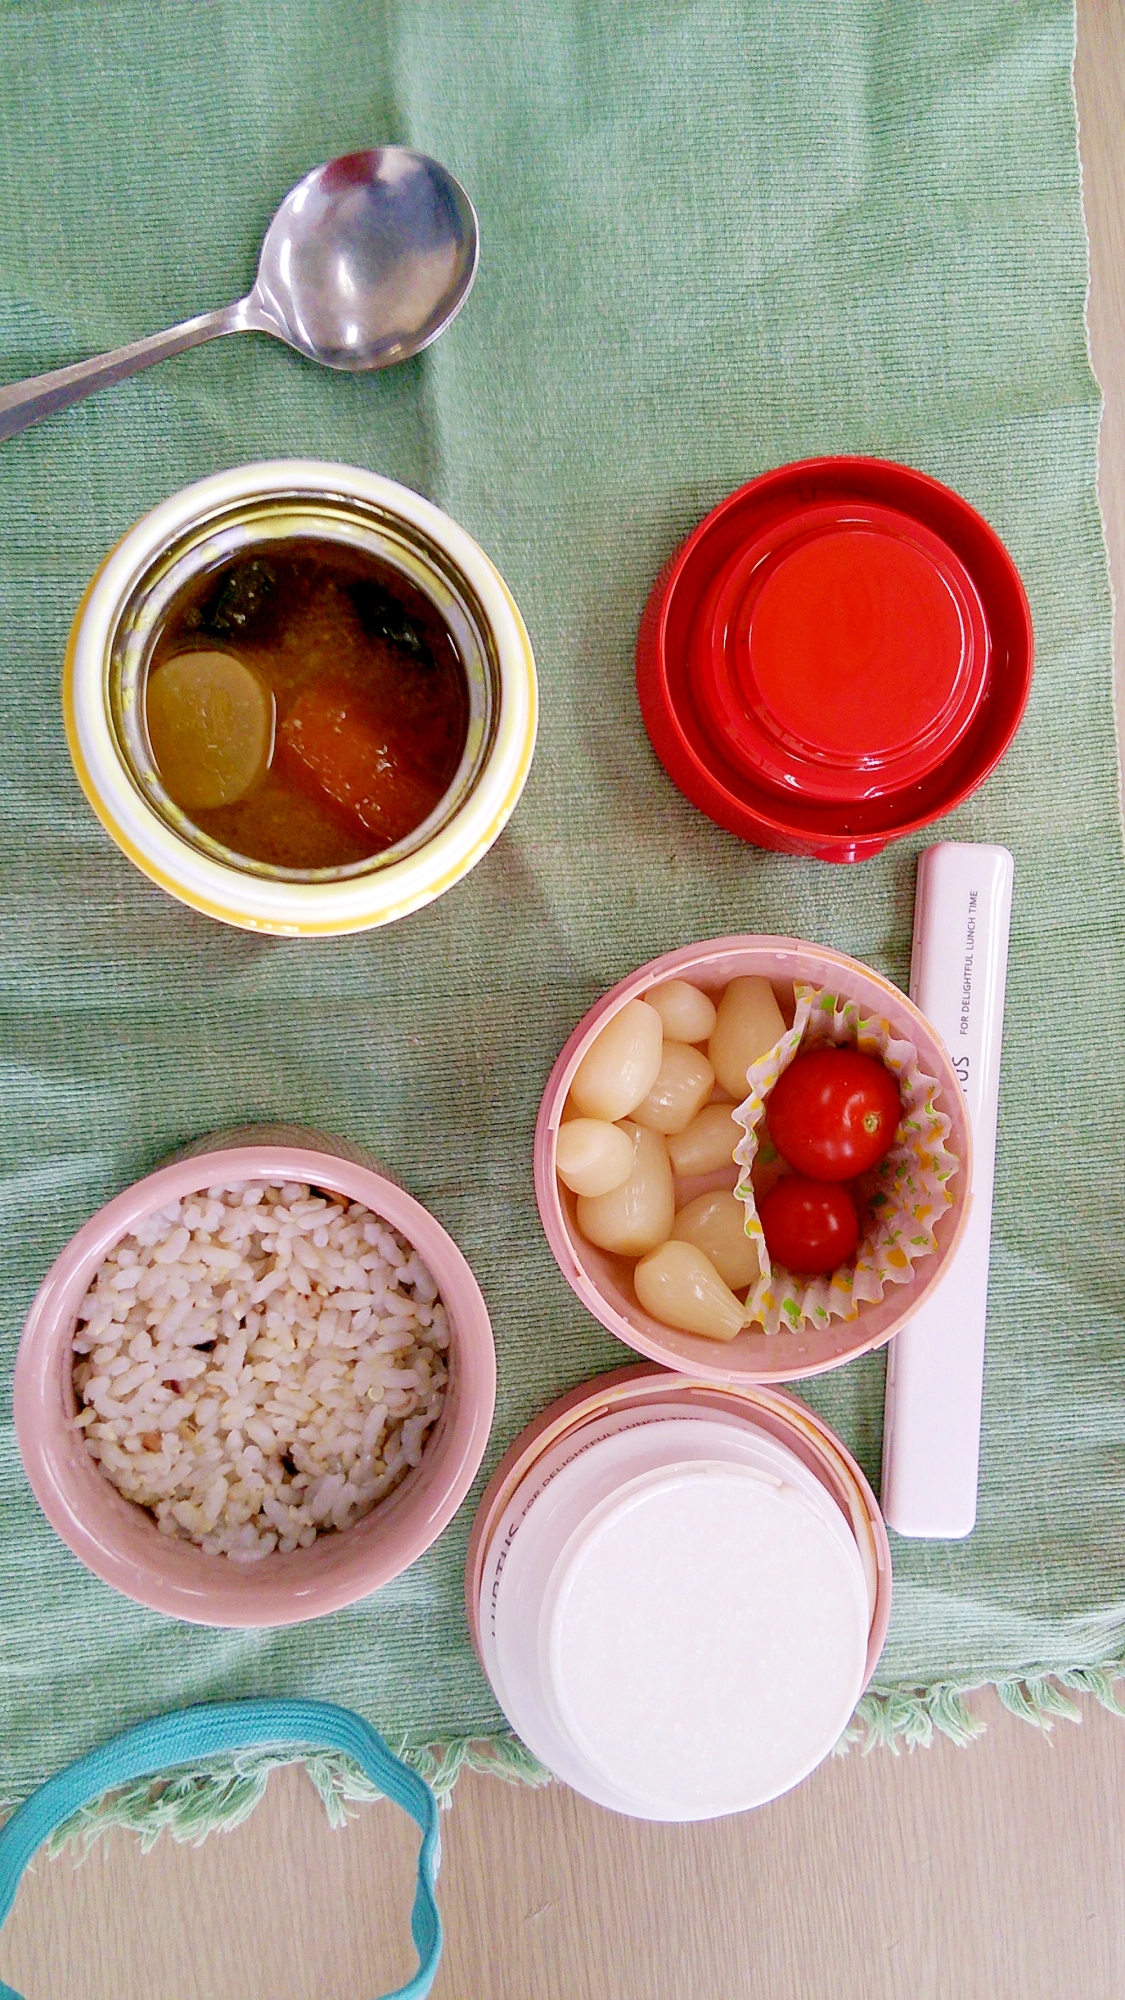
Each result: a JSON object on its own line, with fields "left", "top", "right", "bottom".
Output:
{"left": 731, "top": 985, "right": 959, "bottom": 1335}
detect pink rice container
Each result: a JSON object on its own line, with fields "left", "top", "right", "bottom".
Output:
{"left": 14, "top": 1125, "right": 496, "bottom": 1627}
{"left": 534, "top": 937, "right": 972, "bottom": 1383}
{"left": 466, "top": 1365, "right": 892, "bottom": 1819}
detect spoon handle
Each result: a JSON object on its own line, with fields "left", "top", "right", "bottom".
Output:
{"left": 0, "top": 303, "right": 244, "bottom": 443}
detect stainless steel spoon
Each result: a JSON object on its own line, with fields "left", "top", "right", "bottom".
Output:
{"left": 0, "top": 148, "right": 478, "bottom": 444}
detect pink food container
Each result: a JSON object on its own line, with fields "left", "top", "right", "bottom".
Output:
{"left": 15, "top": 1125, "right": 496, "bottom": 1627}
{"left": 467, "top": 1366, "right": 892, "bottom": 1818}
{"left": 534, "top": 937, "right": 972, "bottom": 1383}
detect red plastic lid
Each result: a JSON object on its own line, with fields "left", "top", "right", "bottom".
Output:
{"left": 691, "top": 502, "right": 991, "bottom": 805}
{"left": 635, "top": 456, "right": 1035, "bottom": 863}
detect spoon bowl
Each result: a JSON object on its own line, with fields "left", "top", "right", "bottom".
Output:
{"left": 249, "top": 148, "right": 479, "bottom": 369}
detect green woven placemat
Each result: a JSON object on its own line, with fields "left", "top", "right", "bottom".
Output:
{"left": 1, "top": 0, "right": 1123, "bottom": 1822}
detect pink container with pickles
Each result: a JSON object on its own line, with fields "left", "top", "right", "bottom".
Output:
{"left": 535, "top": 934, "right": 972, "bottom": 1383}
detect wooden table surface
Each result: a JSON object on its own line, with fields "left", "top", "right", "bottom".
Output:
{"left": 2, "top": 4, "right": 1124, "bottom": 1995}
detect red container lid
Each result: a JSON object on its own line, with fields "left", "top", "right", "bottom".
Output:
{"left": 637, "top": 458, "right": 1033, "bottom": 862}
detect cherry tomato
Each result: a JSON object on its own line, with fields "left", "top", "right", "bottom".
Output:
{"left": 765, "top": 1047, "right": 901, "bottom": 1181}
{"left": 758, "top": 1177, "right": 859, "bottom": 1276}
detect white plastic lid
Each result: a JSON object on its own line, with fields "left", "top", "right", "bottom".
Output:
{"left": 540, "top": 1462, "right": 870, "bottom": 1818}
{"left": 480, "top": 1414, "right": 873, "bottom": 1819}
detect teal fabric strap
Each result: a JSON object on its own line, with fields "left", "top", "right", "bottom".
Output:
{"left": 0, "top": 1699, "right": 442, "bottom": 2000}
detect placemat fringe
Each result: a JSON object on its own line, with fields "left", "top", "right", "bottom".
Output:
{"left": 30, "top": 1732, "right": 553, "bottom": 1855}
{"left": 16, "top": 1664, "right": 1125, "bottom": 1855}
{"left": 842, "top": 1661, "right": 1125, "bottom": 1755}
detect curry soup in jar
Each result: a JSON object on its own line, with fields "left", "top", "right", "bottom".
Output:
{"left": 143, "top": 539, "right": 470, "bottom": 871}
{"left": 67, "top": 464, "right": 536, "bottom": 933}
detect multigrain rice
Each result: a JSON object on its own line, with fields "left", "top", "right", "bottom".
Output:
{"left": 72, "top": 1180, "right": 449, "bottom": 1562}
